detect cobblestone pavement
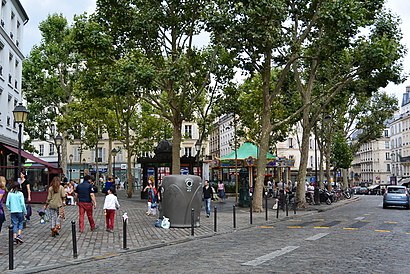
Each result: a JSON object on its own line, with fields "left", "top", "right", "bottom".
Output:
{"left": 0, "top": 190, "right": 360, "bottom": 273}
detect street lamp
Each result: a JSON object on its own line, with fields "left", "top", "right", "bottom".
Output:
{"left": 111, "top": 148, "right": 118, "bottom": 178}
{"left": 55, "top": 134, "right": 63, "bottom": 168}
{"left": 195, "top": 139, "right": 201, "bottom": 177}
{"left": 69, "top": 154, "right": 73, "bottom": 181}
{"left": 13, "top": 103, "right": 28, "bottom": 180}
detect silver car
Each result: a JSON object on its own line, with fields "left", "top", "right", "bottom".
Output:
{"left": 383, "top": 186, "right": 410, "bottom": 209}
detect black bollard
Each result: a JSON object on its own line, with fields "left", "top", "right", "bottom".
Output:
{"left": 233, "top": 205, "right": 236, "bottom": 229}
{"left": 249, "top": 195, "right": 253, "bottom": 225}
{"left": 286, "top": 193, "right": 289, "bottom": 216}
{"left": 214, "top": 206, "right": 217, "bottom": 232}
{"left": 191, "top": 208, "right": 194, "bottom": 236}
{"left": 9, "top": 224, "right": 13, "bottom": 270}
{"left": 265, "top": 192, "right": 268, "bottom": 221}
{"left": 276, "top": 198, "right": 280, "bottom": 219}
{"left": 71, "top": 221, "right": 78, "bottom": 259}
{"left": 293, "top": 193, "right": 297, "bottom": 214}
{"left": 123, "top": 216, "right": 128, "bottom": 250}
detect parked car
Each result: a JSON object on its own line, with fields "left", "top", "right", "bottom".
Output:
{"left": 383, "top": 185, "right": 410, "bottom": 209}
{"left": 357, "top": 187, "right": 369, "bottom": 195}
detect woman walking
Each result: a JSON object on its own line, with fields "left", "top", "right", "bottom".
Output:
{"left": 0, "top": 176, "right": 7, "bottom": 233}
{"left": 6, "top": 182, "right": 26, "bottom": 243}
{"left": 44, "top": 176, "right": 66, "bottom": 237}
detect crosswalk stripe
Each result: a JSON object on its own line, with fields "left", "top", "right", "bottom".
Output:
{"left": 242, "top": 246, "right": 299, "bottom": 266}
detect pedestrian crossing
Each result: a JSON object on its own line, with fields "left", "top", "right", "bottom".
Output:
{"left": 278, "top": 217, "right": 410, "bottom": 234}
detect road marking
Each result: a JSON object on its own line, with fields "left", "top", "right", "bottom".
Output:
{"left": 242, "top": 246, "right": 299, "bottom": 266}
{"left": 305, "top": 233, "right": 329, "bottom": 241}
{"left": 384, "top": 221, "right": 398, "bottom": 224}
{"left": 287, "top": 226, "right": 302, "bottom": 229}
{"left": 354, "top": 217, "right": 365, "bottom": 220}
{"left": 374, "top": 230, "right": 391, "bottom": 233}
{"left": 343, "top": 228, "right": 358, "bottom": 230}
{"left": 259, "top": 225, "right": 274, "bottom": 229}
{"left": 314, "top": 226, "right": 330, "bottom": 229}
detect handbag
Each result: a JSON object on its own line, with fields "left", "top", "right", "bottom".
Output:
{"left": 0, "top": 205, "right": 5, "bottom": 223}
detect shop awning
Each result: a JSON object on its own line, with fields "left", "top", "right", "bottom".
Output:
{"left": 4, "top": 144, "right": 62, "bottom": 173}
{"left": 220, "top": 142, "right": 276, "bottom": 160}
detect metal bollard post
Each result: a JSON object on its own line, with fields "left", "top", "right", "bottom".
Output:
{"left": 71, "top": 221, "right": 78, "bottom": 259}
{"left": 293, "top": 193, "right": 297, "bottom": 214}
{"left": 265, "top": 192, "right": 268, "bottom": 221}
{"left": 9, "top": 224, "right": 13, "bottom": 270}
{"left": 191, "top": 208, "right": 194, "bottom": 236}
{"left": 276, "top": 199, "right": 280, "bottom": 219}
{"left": 249, "top": 195, "right": 253, "bottom": 225}
{"left": 286, "top": 194, "right": 289, "bottom": 216}
{"left": 214, "top": 206, "right": 217, "bottom": 232}
{"left": 233, "top": 205, "right": 236, "bottom": 229}
{"left": 123, "top": 212, "right": 128, "bottom": 250}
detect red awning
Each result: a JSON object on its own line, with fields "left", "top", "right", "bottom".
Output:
{"left": 4, "top": 144, "right": 62, "bottom": 174}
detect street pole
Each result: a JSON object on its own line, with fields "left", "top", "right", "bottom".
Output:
{"left": 17, "top": 123, "right": 22, "bottom": 179}
{"left": 314, "top": 123, "right": 320, "bottom": 205}
{"left": 13, "top": 103, "right": 28, "bottom": 181}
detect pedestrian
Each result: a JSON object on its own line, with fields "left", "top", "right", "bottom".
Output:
{"left": 44, "top": 176, "right": 66, "bottom": 237}
{"left": 75, "top": 175, "right": 98, "bottom": 233}
{"left": 203, "top": 180, "right": 213, "bottom": 217}
{"left": 217, "top": 180, "right": 226, "bottom": 202}
{"left": 143, "top": 178, "right": 157, "bottom": 216}
{"left": 0, "top": 176, "right": 7, "bottom": 234}
{"left": 103, "top": 187, "right": 120, "bottom": 233}
{"left": 103, "top": 176, "right": 115, "bottom": 195}
{"left": 6, "top": 181, "right": 26, "bottom": 244}
{"left": 19, "top": 171, "right": 32, "bottom": 224}
{"left": 157, "top": 180, "right": 164, "bottom": 218}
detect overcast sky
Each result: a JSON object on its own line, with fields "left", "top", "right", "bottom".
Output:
{"left": 19, "top": 0, "right": 410, "bottom": 103}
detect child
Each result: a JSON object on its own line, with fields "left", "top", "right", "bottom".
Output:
{"left": 103, "top": 187, "right": 120, "bottom": 233}
{"left": 6, "top": 181, "right": 26, "bottom": 243}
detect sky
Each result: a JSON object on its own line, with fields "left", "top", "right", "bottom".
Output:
{"left": 19, "top": 0, "right": 410, "bottom": 103}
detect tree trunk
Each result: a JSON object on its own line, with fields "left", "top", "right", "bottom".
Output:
{"left": 126, "top": 122, "right": 133, "bottom": 198}
{"left": 108, "top": 138, "right": 113, "bottom": 177}
{"left": 296, "top": 107, "right": 312, "bottom": 207}
{"left": 342, "top": 168, "right": 348, "bottom": 190}
{"left": 253, "top": 53, "right": 272, "bottom": 213}
{"left": 171, "top": 119, "right": 182, "bottom": 175}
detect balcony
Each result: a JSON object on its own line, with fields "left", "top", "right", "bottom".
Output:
{"left": 400, "top": 156, "right": 410, "bottom": 163}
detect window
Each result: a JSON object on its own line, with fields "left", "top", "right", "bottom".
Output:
{"left": 184, "top": 125, "right": 192, "bottom": 138}
{"left": 39, "top": 144, "right": 44, "bottom": 156}
{"left": 49, "top": 143, "right": 55, "bottom": 155}
{"left": 288, "top": 138, "right": 293, "bottom": 148}
{"left": 6, "top": 116, "right": 10, "bottom": 126}
{"left": 184, "top": 147, "right": 192, "bottom": 157}
{"left": 385, "top": 141, "right": 389, "bottom": 149}
{"left": 384, "top": 130, "right": 389, "bottom": 137}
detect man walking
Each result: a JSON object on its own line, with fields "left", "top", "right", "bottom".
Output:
{"left": 75, "top": 175, "right": 97, "bottom": 232}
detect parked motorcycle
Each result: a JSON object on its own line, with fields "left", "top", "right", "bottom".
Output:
{"left": 319, "top": 189, "right": 333, "bottom": 205}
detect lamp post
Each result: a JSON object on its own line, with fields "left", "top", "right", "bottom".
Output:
{"left": 82, "top": 158, "right": 86, "bottom": 179}
{"left": 111, "top": 148, "right": 118, "bottom": 178}
{"left": 195, "top": 140, "right": 201, "bottom": 177}
{"left": 69, "top": 154, "right": 73, "bottom": 181}
{"left": 13, "top": 103, "right": 28, "bottom": 180}
{"left": 55, "top": 134, "right": 63, "bottom": 169}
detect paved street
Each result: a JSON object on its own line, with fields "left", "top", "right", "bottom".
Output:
{"left": 1, "top": 191, "right": 367, "bottom": 273}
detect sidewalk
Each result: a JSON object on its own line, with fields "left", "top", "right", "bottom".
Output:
{"left": 0, "top": 190, "right": 359, "bottom": 273}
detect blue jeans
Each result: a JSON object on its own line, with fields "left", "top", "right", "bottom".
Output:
{"left": 204, "top": 198, "right": 211, "bottom": 215}
{"left": 11, "top": 212, "right": 24, "bottom": 234}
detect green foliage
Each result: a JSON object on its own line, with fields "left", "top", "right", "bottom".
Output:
{"left": 331, "top": 132, "right": 353, "bottom": 170}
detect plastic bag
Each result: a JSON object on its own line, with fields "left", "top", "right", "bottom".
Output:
{"left": 161, "top": 216, "right": 170, "bottom": 229}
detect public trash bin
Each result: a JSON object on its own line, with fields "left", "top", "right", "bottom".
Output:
{"left": 162, "top": 175, "right": 202, "bottom": 228}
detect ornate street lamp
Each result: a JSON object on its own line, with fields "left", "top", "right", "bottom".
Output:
{"left": 195, "top": 139, "right": 201, "bottom": 177}
{"left": 111, "top": 148, "right": 118, "bottom": 178}
{"left": 55, "top": 134, "right": 63, "bottom": 168}
{"left": 69, "top": 154, "right": 73, "bottom": 181}
{"left": 13, "top": 103, "right": 28, "bottom": 179}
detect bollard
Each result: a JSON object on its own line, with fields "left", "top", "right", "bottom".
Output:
{"left": 233, "top": 205, "right": 236, "bottom": 229}
{"left": 286, "top": 193, "right": 289, "bottom": 216}
{"left": 293, "top": 194, "right": 297, "bottom": 214}
{"left": 249, "top": 195, "right": 253, "bottom": 225}
{"left": 265, "top": 192, "right": 268, "bottom": 221}
{"left": 71, "top": 221, "right": 78, "bottom": 259}
{"left": 9, "top": 224, "right": 13, "bottom": 270}
{"left": 191, "top": 208, "right": 194, "bottom": 236}
{"left": 214, "top": 206, "right": 217, "bottom": 232}
{"left": 276, "top": 199, "right": 280, "bottom": 219}
{"left": 123, "top": 212, "right": 128, "bottom": 250}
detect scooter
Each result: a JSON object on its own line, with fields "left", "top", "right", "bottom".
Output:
{"left": 319, "top": 189, "right": 333, "bottom": 205}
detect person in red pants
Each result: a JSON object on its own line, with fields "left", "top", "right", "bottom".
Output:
{"left": 103, "top": 187, "right": 120, "bottom": 232}
{"left": 75, "top": 175, "right": 97, "bottom": 233}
